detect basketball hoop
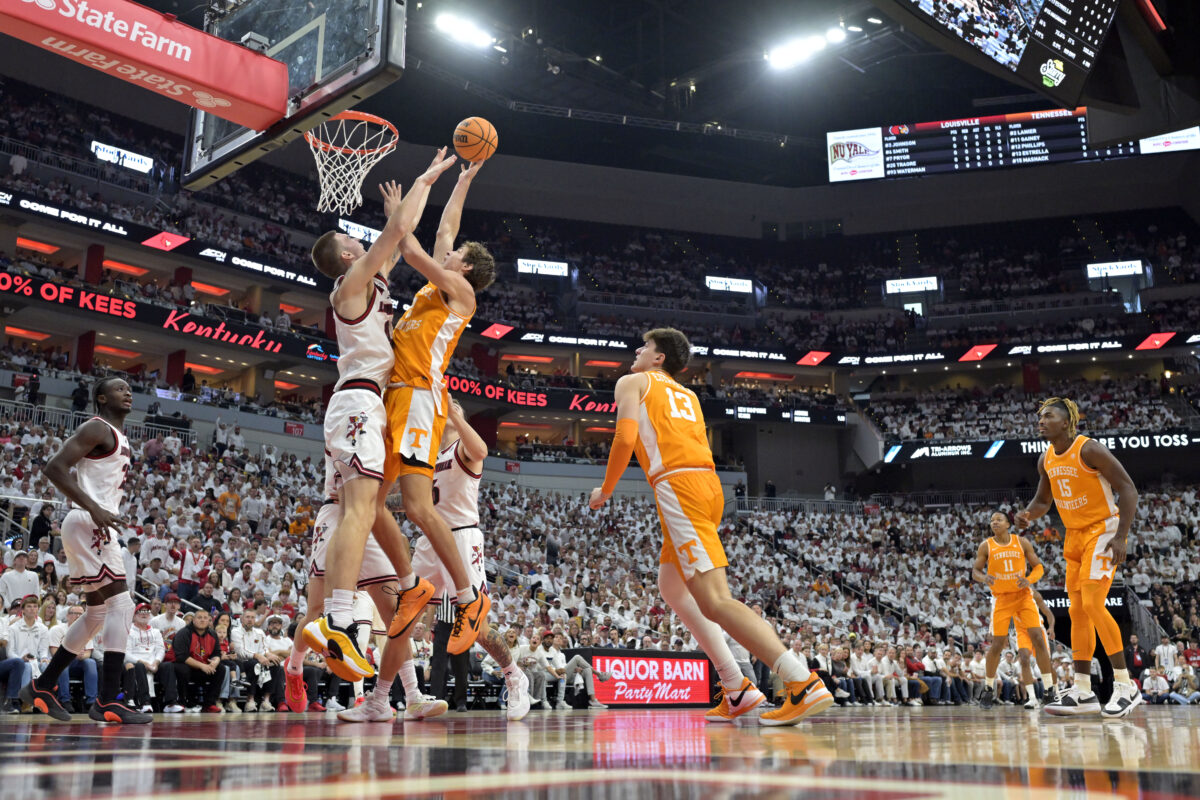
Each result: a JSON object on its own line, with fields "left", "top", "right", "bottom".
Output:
{"left": 305, "top": 110, "right": 399, "bottom": 215}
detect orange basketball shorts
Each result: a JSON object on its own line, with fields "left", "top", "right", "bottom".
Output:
{"left": 1063, "top": 516, "right": 1119, "bottom": 593}
{"left": 1016, "top": 624, "right": 1049, "bottom": 653}
{"left": 383, "top": 385, "right": 448, "bottom": 483}
{"left": 654, "top": 469, "right": 728, "bottom": 581}
{"left": 991, "top": 589, "right": 1041, "bottom": 638}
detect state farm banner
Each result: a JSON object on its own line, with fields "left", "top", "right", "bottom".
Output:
{"left": 0, "top": 270, "right": 311, "bottom": 359}
{"left": 2, "top": 0, "right": 286, "bottom": 130}
{"left": 572, "top": 648, "right": 713, "bottom": 707}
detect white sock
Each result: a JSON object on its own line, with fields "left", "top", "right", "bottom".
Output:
{"left": 373, "top": 679, "right": 393, "bottom": 704}
{"left": 327, "top": 590, "right": 354, "bottom": 628}
{"left": 400, "top": 659, "right": 421, "bottom": 701}
{"left": 1075, "top": 672, "right": 1092, "bottom": 694}
{"left": 985, "top": 676, "right": 995, "bottom": 689}
{"left": 1024, "top": 683, "right": 1035, "bottom": 699}
{"left": 772, "top": 651, "right": 811, "bottom": 683}
{"left": 712, "top": 657, "right": 745, "bottom": 691}
{"left": 399, "top": 572, "right": 417, "bottom": 591}
{"left": 1041, "top": 672, "right": 1055, "bottom": 688}
{"left": 1113, "top": 668, "right": 1130, "bottom": 685}
{"left": 353, "top": 679, "right": 364, "bottom": 699}
{"left": 502, "top": 663, "right": 519, "bottom": 681}
{"left": 456, "top": 586, "right": 475, "bottom": 605}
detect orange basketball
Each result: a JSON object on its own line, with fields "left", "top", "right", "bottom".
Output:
{"left": 453, "top": 117, "right": 498, "bottom": 163}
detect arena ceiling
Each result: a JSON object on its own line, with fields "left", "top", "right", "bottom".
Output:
{"left": 17, "top": 1, "right": 1067, "bottom": 185}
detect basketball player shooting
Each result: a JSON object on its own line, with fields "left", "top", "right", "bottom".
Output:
{"left": 382, "top": 159, "right": 496, "bottom": 656}
{"left": 23, "top": 378, "right": 151, "bottom": 724}
{"left": 971, "top": 511, "right": 1056, "bottom": 710}
{"left": 303, "top": 149, "right": 458, "bottom": 681}
{"left": 1016, "top": 397, "right": 1142, "bottom": 718}
{"left": 588, "top": 328, "right": 833, "bottom": 726}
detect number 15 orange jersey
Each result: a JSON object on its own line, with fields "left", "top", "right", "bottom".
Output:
{"left": 633, "top": 370, "right": 715, "bottom": 485}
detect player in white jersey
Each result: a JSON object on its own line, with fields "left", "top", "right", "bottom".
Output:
{"left": 304, "top": 153, "right": 457, "bottom": 682}
{"left": 284, "top": 458, "right": 446, "bottom": 719}
{"left": 343, "top": 399, "right": 531, "bottom": 723}
{"left": 22, "top": 378, "right": 150, "bottom": 724}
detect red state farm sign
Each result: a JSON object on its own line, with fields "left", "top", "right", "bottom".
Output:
{"left": 2, "top": 0, "right": 287, "bottom": 130}
{"left": 590, "top": 654, "right": 710, "bottom": 706}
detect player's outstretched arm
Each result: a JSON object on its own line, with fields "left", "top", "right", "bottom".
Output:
{"left": 448, "top": 399, "right": 488, "bottom": 468}
{"left": 970, "top": 541, "right": 993, "bottom": 587}
{"left": 340, "top": 148, "right": 457, "bottom": 299}
{"left": 1081, "top": 439, "right": 1138, "bottom": 565}
{"left": 588, "top": 373, "right": 645, "bottom": 510}
{"left": 434, "top": 161, "right": 483, "bottom": 263}
{"left": 1016, "top": 453, "right": 1053, "bottom": 529}
{"left": 398, "top": 234, "right": 474, "bottom": 308}
{"left": 44, "top": 419, "right": 123, "bottom": 536}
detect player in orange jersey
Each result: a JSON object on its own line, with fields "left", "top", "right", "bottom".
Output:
{"left": 382, "top": 160, "right": 495, "bottom": 655}
{"left": 589, "top": 328, "right": 833, "bottom": 726}
{"left": 971, "top": 511, "right": 1056, "bottom": 710}
{"left": 1016, "top": 397, "right": 1142, "bottom": 718}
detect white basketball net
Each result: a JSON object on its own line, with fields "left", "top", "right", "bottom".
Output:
{"left": 305, "top": 112, "right": 398, "bottom": 215}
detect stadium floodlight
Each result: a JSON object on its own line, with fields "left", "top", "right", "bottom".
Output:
{"left": 825, "top": 27, "right": 846, "bottom": 43}
{"left": 766, "top": 35, "right": 827, "bottom": 70}
{"left": 867, "top": 17, "right": 883, "bottom": 24}
{"left": 847, "top": 25, "right": 863, "bottom": 32}
{"left": 435, "top": 13, "right": 494, "bottom": 48}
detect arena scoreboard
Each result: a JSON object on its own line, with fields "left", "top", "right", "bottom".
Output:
{"left": 827, "top": 107, "right": 1148, "bottom": 183}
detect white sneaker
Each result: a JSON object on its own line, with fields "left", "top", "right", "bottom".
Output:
{"left": 244, "top": 699, "right": 258, "bottom": 713}
{"left": 1102, "top": 682, "right": 1144, "bottom": 719}
{"left": 325, "top": 698, "right": 346, "bottom": 712}
{"left": 1045, "top": 685, "right": 1101, "bottom": 716}
{"left": 225, "top": 700, "right": 242, "bottom": 714}
{"left": 505, "top": 671, "right": 531, "bottom": 722}
{"left": 185, "top": 706, "right": 201, "bottom": 714}
{"left": 907, "top": 699, "right": 922, "bottom": 707}
{"left": 554, "top": 700, "right": 571, "bottom": 711}
{"left": 403, "top": 694, "right": 450, "bottom": 721}
{"left": 164, "top": 704, "right": 185, "bottom": 713}
{"left": 587, "top": 698, "right": 608, "bottom": 709}
{"left": 1024, "top": 695, "right": 1039, "bottom": 710}
{"left": 336, "top": 693, "right": 395, "bottom": 723}
{"left": 260, "top": 699, "right": 275, "bottom": 713}
{"left": 140, "top": 705, "right": 154, "bottom": 714}
{"left": 834, "top": 688, "right": 850, "bottom": 699}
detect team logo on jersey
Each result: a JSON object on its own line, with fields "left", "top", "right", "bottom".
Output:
{"left": 346, "top": 414, "right": 367, "bottom": 446}
{"left": 471, "top": 543, "right": 483, "bottom": 569}
{"left": 90, "top": 527, "right": 108, "bottom": 555}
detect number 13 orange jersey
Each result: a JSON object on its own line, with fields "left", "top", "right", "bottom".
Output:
{"left": 633, "top": 371, "right": 715, "bottom": 485}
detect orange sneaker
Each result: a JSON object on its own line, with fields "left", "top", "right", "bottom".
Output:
{"left": 704, "top": 677, "right": 765, "bottom": 723}
{"left": 387, "top": 578, "right": 435, "bottom": 639}
{"left": 759, "top": 674, "right": 834, "bottom": 726}
{"left": 447, "top": 590, "right": 490, "bottom": 655}
{"left": 284, "top": 656, "right": 307, "bottom": 713}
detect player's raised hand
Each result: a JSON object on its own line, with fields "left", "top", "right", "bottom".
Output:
{"left": 588, "top": 487, "right": 609, "bottom": 510}
{"left": 458, "top": 160, "right": 483, "bottom": 184}
{"left": 379, "top": 180, "right": 403, "bottom": 217}
{"left": 1014, "top": 510, "right": 1032, "bottom": 530}
{"left": 416, "top": 146, "right": 456, "bottom": 184}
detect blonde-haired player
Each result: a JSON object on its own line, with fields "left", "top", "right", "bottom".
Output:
{"left": 382, "top": 160, "right": 496, "bottom": 655}
{"left": 1017, "top": 397, "right": 1142, "bottom": 718}
{"left": 971, "top": 511, "right": 1056, "bottom": 710}
{"left": 589, "top": 327, "right": 832, "bottom": 726}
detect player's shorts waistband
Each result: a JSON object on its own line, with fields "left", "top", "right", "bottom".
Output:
{"left": 450, "top": 524, "right": 480, "bottom": 533}
{"left": 335, "top": 379, "right": 382, "bottom": 397}
{"left": 1064, "top": 516, "right": 1120, "bottom": 534}
{"left": 321, "top": 498, "right": 338, "bottom": 508}
{"left": 649, "top": 466, "right": 716, "bottom": 488}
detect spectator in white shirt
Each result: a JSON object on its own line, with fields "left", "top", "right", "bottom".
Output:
{"left": 124, "top": 603, "right": 163, "bottom": 712}
{"left": 233, "top": 609, "right": 274, "bottom": 712}
{"left": 0, "top": 596, "right": 49, "bottom": 711}
{"left": 1141, "top": 669, "right": 1171, "bottom": 704}
{"left": 1154, "top": 635, "right": 1178, "bottom": 673}
{"left": 0, "top": 552, "right": 40, "bottom": 609}
{"left": 141, "top": 557, "right": 171, "bottom": 596}
{"left": 47, "top": 604, "right": 99, "bottom": 709}
{"left": 150, "top": 594, "right": 187, "bottom": 665}
{"left": 545, "top": 633, "right": 608, "bottom": 710}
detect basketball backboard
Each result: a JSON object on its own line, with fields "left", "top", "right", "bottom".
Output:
{"left": 182, "top": 0, "right": 405, "bottom": 190}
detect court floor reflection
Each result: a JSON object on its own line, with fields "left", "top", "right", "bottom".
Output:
{"left": 0, "top": 705, "right": 1196, "bottom": 799}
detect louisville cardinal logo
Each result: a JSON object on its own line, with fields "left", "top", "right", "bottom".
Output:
{"left": 346, "top": 414, "right": 367, "bottom": 446}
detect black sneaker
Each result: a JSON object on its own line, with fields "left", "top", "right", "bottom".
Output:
{"left": 89, "top": 700, "right": 153, "bottom": 724}
{"left": 19, "top": 683, "right": 72, "bottom": 721}
{"left": 979, "top": 686, "right": 995, "bottom": 709}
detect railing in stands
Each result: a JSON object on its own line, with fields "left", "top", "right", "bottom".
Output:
{"left": 1124, "top": 585, "right": 1168, "bottom": 646}
{"left": 0, "top": 399, "right": 197, "bottom": 448}
{"left": 734, "top": 496, "right": 865, "bottom": 516}
{"left": 868, "top": 489, "right": 1034, "bottom": 508}
{"left": 0, "top": 134, "right": 155, "bottom": 195}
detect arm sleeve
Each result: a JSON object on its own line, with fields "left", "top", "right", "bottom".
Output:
{"left": 1026, "top": 563, "right": 1044, "bottom": 584}
{"left": 600, "top": 418, "right": 639, "bottom": 495}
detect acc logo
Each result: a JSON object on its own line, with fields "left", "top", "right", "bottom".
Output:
{"left": 1040, "top": 59, "right": 1066, "bottom": 88}
{"left": 888, "top": 124, "right": 910, "bottom": 135}
{"left": 829, "top": 141, "right": 879, "bottom": 164}
{"left": 520, "top": 332, "right": 545, "bottom": 343}
{"left": 199, "top": 247, "right": 227, "bottom": 263}
{"left": 1008, "top": 345, "right": 1032, "bottom": 355}
{"left": 193, "top": 91, "right": 232, "bottom": 109}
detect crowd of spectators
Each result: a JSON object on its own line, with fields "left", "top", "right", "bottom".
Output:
{"left": 864, "top": 375, "right": 1185, "bottom": 442}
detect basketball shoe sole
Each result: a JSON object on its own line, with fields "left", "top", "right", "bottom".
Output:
{"left": 705, "top": 677, "right": 766, "bottom": 723}
{"left": 448, "top": 592, "right": 491, "bottom": 655}
{"left": 387, "top": 577, "right": 435, "bottom": 639}
{"left": 760, "top": 674, "right": 835, "bottom": 726}
{"left": 302, "top": 615, "right": 374, "bottom": 681}
{"left": 19, "top": 683, "right": 71, "bottom": 721}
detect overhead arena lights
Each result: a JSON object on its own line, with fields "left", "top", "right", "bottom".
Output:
{"left": 435, "top": 13, "right": 495, "bottom": 48}
{"left": 766, "top": 35, "right": 827, "bottom": 70}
